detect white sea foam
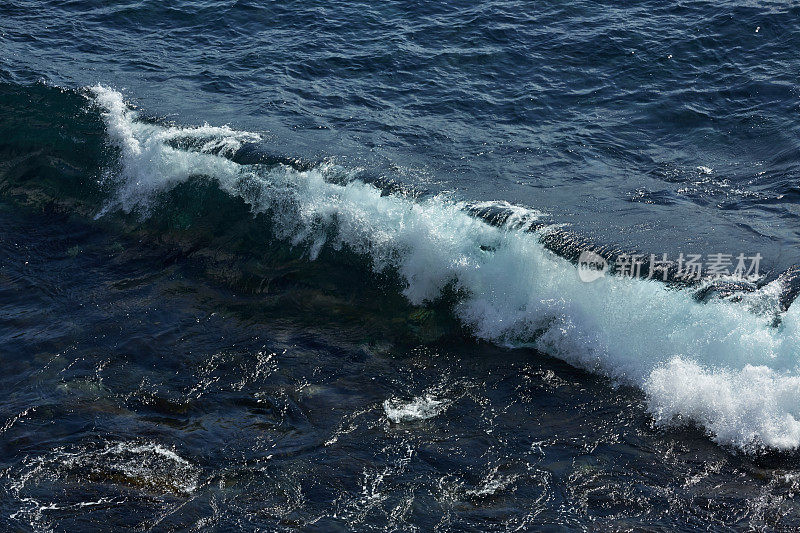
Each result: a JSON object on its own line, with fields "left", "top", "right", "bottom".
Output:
{"left": 90, "top": 86, "right": 800, "bottom": 452}
{"left": 384, "top": 394, "right": 449, "bottom": 423}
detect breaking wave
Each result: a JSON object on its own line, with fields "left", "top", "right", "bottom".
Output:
{"left": 53, "top": 86, "right": 800, "bottom": 451}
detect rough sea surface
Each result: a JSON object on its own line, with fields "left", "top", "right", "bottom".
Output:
{"left": 3, "top": 1, "right": 800, "bottom": 530}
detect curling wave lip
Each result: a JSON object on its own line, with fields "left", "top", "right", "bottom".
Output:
{"left": 91, "top": 85, "right": 800, "bottom": 452}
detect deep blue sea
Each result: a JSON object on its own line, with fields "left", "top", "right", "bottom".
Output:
{"left": 3, "top": 1, "right": 800, "bottom": 530}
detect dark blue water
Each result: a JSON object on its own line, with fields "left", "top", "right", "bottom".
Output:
{"left": 3, "top": 1, "right": 800, "bottom": 530}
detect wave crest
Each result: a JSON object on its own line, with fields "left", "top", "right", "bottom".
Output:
{"left": 91, "top": 85, "right": 800, "bottom": 452}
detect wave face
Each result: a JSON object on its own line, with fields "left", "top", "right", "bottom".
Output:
{"left": 90, "top": 86, "right": 800, "bottom": 452}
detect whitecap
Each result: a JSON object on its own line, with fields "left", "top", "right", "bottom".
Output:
{"left": 89, "top": 86, "right": 800, "bottom": 452}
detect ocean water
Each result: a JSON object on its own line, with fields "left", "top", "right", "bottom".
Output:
{"left": 3, "top": 1, "right": 800, "bottom": 530}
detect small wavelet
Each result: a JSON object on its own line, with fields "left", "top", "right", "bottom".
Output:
{"left": 466, "top": 468, "right": 519, "bottom": 498}
{"left": 6, "top": 440, "right": 200, "bottom": 531}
